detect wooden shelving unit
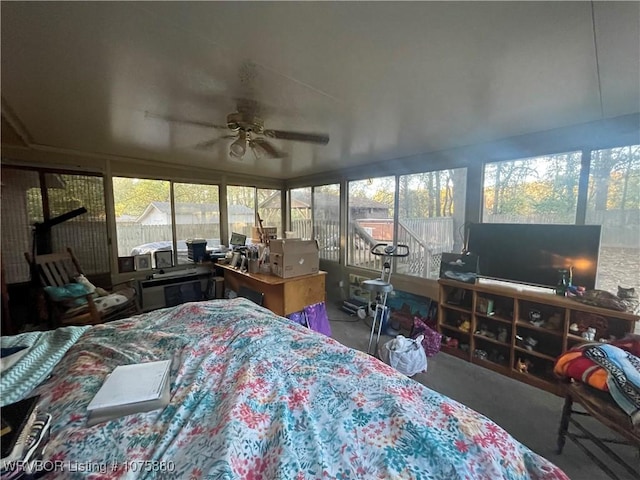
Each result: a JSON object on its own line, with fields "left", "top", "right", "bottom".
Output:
{"left": 438, "top": 279, "right": 639, "bottom": 395}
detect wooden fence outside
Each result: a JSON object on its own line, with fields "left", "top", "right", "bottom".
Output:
{"left": 7, "top": 210, "right": 634, "bottom": 285}
{"left": 292, "top": 217, "right": 455, "bottom": 278}
{"left": 116, "top": 224, "right": 221, "bottom": 256}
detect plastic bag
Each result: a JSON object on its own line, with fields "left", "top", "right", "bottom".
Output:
{"left": 379, "top": 335, "right": 428, "bottom": 376}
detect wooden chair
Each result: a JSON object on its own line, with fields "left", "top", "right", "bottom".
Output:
{"left": 24, "top": 247, "right": 139, "bottom": 327}
{"left": 557, "top": 381, "right": 640, "bottom": 479}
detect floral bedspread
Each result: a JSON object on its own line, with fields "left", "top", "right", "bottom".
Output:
{"left": 31, "top": 298, "right": 567, "bottom": 479}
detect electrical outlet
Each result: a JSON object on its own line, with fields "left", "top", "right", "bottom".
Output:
{"left": 338, "top": 280, "right": 344, "bottom": 287}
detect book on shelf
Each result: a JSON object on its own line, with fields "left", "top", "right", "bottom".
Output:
{"left": 86, "top": 359, "right": 171, "bottom": 427}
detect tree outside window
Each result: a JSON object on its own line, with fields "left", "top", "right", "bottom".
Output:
{"left": 483, "top": 152, "right": 581, "bottom": 224}
{"left": 347, "top": 177, "right": 395, "bottom": 269}
{"left": 398, "top": 169, "right": 466, "bottom": 278}
{"left": 113, "top": 178, "right": 172, "bottom": 263}
{"left": 587, "top": 145, "right": 640, "bottom": 292}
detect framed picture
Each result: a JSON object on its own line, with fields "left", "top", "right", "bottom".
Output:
{"left": 118, "top": 256, "right": 135, "bottom": 273}
{"left": 439, "top": 252, "right": 479, "bottom": 284}
{"left": 154, "top": 250, "right": 173, "bottom": 269}
{"left": 134, "top": 253, "right": 152, "bottom": 271}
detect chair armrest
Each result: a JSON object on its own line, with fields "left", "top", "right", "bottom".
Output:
{"left": 84, "top": 294, "right": 100, "bottom": 323}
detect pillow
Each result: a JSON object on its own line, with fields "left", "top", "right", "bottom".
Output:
{"left": 75, "top": 274, "right": 110, "bottom": 297}
{"left": 44, "top": 283, "right": 90, "bottom": 307}
{"left": 95, "top": 287, "right": 109, "bottom": 297}
{"left": 74, "top": 274, "right": 97, "bottom": 294}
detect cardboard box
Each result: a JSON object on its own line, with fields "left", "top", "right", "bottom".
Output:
{"left": 269, "top": 239, "right": 319, "bottom": 278}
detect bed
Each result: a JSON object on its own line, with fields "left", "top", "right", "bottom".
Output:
{"left": 2, "top": 298, "right": 568, "bottom": 479}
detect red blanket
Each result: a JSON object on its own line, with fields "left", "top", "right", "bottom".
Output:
{"left": 554, "top": 335, "right": 640, "bottom": 391}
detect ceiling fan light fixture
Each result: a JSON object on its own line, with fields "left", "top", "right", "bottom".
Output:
{"left": 229, "top": 131, "right": 247, "bottom": 158}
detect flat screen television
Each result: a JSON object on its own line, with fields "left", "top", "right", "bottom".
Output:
{"left": 466, "top": 223, "right": 601, "bottom": 290}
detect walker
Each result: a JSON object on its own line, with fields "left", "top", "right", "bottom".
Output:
{"left": 363, "top": 243, "right": 409, "bottom": 355}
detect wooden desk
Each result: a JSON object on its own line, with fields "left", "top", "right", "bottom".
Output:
{"left": 218, "top": 264, "right": 326, "bottom": 316}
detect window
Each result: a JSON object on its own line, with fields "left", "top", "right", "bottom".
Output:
{"left": 45, "top": 173, "right": 109, "bottom": 274}
{"left": 113, "top": 178, "right": 172, "bottom": 263}
{"left": 2, "top": 167, "right": 107, "bottom": 284}
{"left": 226, "top": 186, "right": 255, "bottom": 242}
{"left": 173, "top": 183, "right": 220, "bottom": 265}
{"left": 257, "top": 189, "right": 282, "bottom": 238}
{"left": 586, "top": 145, "right": 640, "bottom": 292}
{"left": 483, "top": 152, "right": 581, "bottom": 224}
{"left": 113, "top": 180, "right": 280, "bottom": 265}
{"left": 2, "top": 168, "right": 43, "bottom": 283}
{"left": 397, "top": 169, "right": 466, "bottom": 278}
{"left": 289, "top": 187, "right": 312, "bottom": 240}
{"left": 347, "top": 177, "right": 395, "bottom": 269}
{"left": 313, "top": 184, "right": 340, "bottom": 262}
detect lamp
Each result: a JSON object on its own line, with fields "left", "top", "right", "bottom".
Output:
{"left": 229, "top": 130, "right": 247, "bottom": 158}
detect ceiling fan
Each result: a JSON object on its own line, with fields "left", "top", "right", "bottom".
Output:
{"left": 145, "top": 99, "right": 329, "bottom": 160}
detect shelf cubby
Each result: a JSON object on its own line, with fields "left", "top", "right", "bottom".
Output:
{"left": 475, "top": 312, "right": 512, "bottom": 325}
{"left": 439, "top": 329, "right": 472, "bottom": 360}
{"left": 438, "top": 278, "right": 639, "bottom": 395}
{"left": 473, "top": 335, "right": 511, "bottom": 367}
{"left": 512, "top": 350, "right": 558, "bottom": 386}
{"left": 439, "top": 307, "right": 473, "bottom": 332}
{"left": 475, "top": 293, "right": 514, "bottom": 320}
{"left": 440, "top": 283, "right": 474, "bottom": 311}
{"left": 568, "top": 309, "right": 630, "bottom": 343}
{"left": 515, "top": 320, "right": 564, "bottom": 337}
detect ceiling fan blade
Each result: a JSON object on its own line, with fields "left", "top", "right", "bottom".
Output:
{"left": 194, "top": 134, "right": 236, "bottom": 150}
{"left": 251, "top": 138, "right": 287, "bottom": 159}
{"left": 144, "top": 111, "right": 228, "bottom": 130}
{"left": 194, "top": 138, "right": 222, "bottom": 150}
{"left": 263, "top": 129, "right": 329, "bottom": 145}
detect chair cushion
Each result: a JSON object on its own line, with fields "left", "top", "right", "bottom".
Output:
{"left": 44, "top": 283, "right": 91, "bottom": 307}
{"left": 94, "top": 293, "right": 130, "bottom": 311}
{"left": 64, "top": 287, "right": 137, "bottom": 319}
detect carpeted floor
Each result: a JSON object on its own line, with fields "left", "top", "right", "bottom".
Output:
{"left": 326, "top": 301, "right": 639, "bottom": 480}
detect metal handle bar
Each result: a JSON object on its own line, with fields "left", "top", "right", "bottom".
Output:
{"left": 370, "top": 243, "right": 410, "bottom": 258}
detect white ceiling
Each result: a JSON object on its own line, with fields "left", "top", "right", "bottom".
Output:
{"left": 2, "top": 2, "right": 639, "bottom": 180}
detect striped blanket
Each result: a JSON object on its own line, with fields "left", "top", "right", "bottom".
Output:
{"left": 555, "top": 339, "right": 640, "bottom": 426}
{"left": 584, "top": 344, "right": 640, "bottom": 425}
{"left": 0, "top": 326, "right": 90, "bottom": 406}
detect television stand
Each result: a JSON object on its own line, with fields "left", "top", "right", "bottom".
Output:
{"left": 437, "top": 279, "right": 639, "bottom": 395}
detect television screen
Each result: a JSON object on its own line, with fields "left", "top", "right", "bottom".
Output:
{"left": 466, "top": 223, "right": 601, "bottom": 289}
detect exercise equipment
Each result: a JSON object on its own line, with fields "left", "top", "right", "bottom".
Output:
{"left": 363, "top": 243, "right": 409, "bottom": 355}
